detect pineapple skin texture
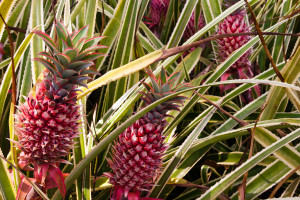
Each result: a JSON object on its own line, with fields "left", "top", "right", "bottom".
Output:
{"left": 150, "top": 0, "right": 170, "bottom": 27}
{"left": 16, "top": 76, "right": 80, "bottom": 166}
{"left": 106, "top": 117, "right": 167, "bottom": 192}
{"left": 217, "top": 12, "right": 252, "bottom": 73}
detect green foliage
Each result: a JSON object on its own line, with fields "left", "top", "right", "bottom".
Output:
{"left": 0, "top": 0, "right": 299, "bottom": 199}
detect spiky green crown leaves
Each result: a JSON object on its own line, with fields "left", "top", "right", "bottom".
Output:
{"left": 33, "top": 21, "right": 106, "bottom": 89}
{"left": 140, "top": 68, "right": 189, "bottom": 117}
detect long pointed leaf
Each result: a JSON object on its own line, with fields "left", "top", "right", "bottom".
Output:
{"left": 0, "top": 0, "right": 18, "bottom": 40}
{"left": 0, "top": 30, "right": 35, "bottom": 125}
{"left": 197, "top": 128, "right": 300, "bottom": 200}
{"left": 30, "top": 0, "right": 45, "bottom": 83}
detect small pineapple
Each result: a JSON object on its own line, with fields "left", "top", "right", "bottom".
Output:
{"left": 183, "top": 11, "right": 205, "bottom": 40}
{"left": 15, "top": 22, "right": 105, "bottom": 197}
{"left": 147, "top": 0, "right": 170, "bottom": 37}
{"left": 104, "top": 68, "right": 188, "bottom": 200}
{"left": 216, "top": 8, "right": 251, "bottom": 74}
{"left": 150, "top": 0, "right": 169, "bottom": 26}
{"left": 216, "top": 1, "right": 260, "bottom": 101}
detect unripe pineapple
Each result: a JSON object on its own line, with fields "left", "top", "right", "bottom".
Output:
{"left": 104, "top": 68, "right": 188, "bottom": 200}
{"left": 15, "top": 22, "right": 105, "bottom": 196}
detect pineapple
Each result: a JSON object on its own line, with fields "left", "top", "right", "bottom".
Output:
{"left": 147, "top": 0, "right": 170, "bottom": 37}
{"left": 15, "top": 22, "right": 105, "bottom": 197}
{"left": 150, "top": 0, "right": 169, "bottom": 27}
{"left": 216, "top": 8, "right": 251, "bottom": 75}
{"left": 216, "top": 1, "right": 259, "bottom": 101}
{"left": 183, "top": 11, "right": 205, "bottom": 40}
{"left": 104, "top": 68, "right": 188, "bottom": 200}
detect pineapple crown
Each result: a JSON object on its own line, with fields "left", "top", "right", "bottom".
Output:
{"left": 140, "top": 68, "right": 189, "bottom": 119}
{"left": 33, "top": 21, "right": 106, "bottom": 90}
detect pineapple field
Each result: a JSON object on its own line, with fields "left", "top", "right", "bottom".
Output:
{"left": 0, "top": 0, "right": 300, "bottom": 199}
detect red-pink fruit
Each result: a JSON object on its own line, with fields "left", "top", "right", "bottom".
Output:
{"left": 15, "top": 21, "right": 106, "bottom": 198}
{"left": 15, "top": 22, "right": 105, "bottom": 167}
{"left": 216, "top": 5, "right": 260, "bottom": 101}
{"left": 149, "top": 0, "right": 170, "bottom": 27}
{"left": 104, "top": 68, "right": 188, "bottom": 200}
{"left": 183, "top": 11, "right": 205, "bottom": 40}
{"left": 217, "top": 11, "right": 251, "bottom": 74}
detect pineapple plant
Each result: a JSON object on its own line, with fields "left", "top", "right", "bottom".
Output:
{"left": 14, "top": 21, "right": 105, "bottom": 198}
{"left": 216, "top": 0, "right": 260, "bottom": 101}
{"left": 1, "top": 0, "right": 299, "bottom": 199}
{"left": 104, "top": 68, "right": 188, "bottom": 200}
